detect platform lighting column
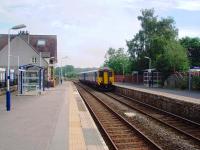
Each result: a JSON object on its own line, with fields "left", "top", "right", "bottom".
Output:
{"left": 120, "top": 63, "right": 125, "bottom": 82}
{"left": 145, "top": 56, "right": 152, "bottom": 87}
{"left": 60, "top": 56, "right": 68, "bottom": 84}
{"left": 17, "top": 56, "right": 19, "bottom": 92}
{"left": 10, "top": 55, "right": 20, "bottom": 93}
{"left": 6, "top": 24, "right": 26, "bottom": 111}
{"left": 61, "top": 60, "right": 63, "bottom": 84}
{"left": 144, "top": 56, "right": 151, "bottom": 70}
{"left": 122, "top": 64, "right": 125, "bottom": 82}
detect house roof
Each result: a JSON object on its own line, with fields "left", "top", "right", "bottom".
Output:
{"left": 0, "top": 33, "right": 57, "bottom": 62}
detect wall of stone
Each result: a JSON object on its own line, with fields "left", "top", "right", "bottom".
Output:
{"left": 114, "top": 86, "right": 200, "bottom": 123}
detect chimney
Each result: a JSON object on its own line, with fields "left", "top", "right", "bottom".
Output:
{"left": 18, "top": 30, "right": 30, "bottom": 44}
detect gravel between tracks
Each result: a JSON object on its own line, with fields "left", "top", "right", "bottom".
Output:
{"left": 93, "top": 90, "right": 200, "bottom": 150}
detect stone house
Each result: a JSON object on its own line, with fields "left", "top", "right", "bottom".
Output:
{"left": 0, "top": 31, "right": 57, "bottom": 86}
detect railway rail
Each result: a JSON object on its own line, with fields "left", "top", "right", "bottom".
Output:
{"left": 104, "top": 92, "right": 200, "bottom": 143}
{"left": 75, "top": 82, "right": 162, "bottom": 150}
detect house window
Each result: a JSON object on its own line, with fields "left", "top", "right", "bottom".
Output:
{"left": 32, "top": 57, "right": 37, "bottom": 63}
{"left": 37, "top": 39, "right": 46, "bottom": 46}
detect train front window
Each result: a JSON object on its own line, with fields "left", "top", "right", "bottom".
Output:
{"left": 99, "top": 71, "right": 103, "bottom": 77}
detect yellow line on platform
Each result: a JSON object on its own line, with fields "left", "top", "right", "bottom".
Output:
{"left": 69, "top": 83, "right": 86, "bottom": 150}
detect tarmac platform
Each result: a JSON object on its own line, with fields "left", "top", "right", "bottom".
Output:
{"left": 0, "top": 81, "right": 108, "bottom": 150}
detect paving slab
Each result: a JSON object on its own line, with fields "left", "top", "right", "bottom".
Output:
{"left": 69, "top": 83, "right": 108, "bottom": 150}
{"left": 0, "top": 83, "right": 68, "bottom": 150}
{"left": 0, "top": 81, "right": 108, "bottom": 150}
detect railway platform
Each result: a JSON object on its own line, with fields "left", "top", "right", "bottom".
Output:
{"left": 114, "top": 82, "right": 200, "bottom": 103}
{"left": 0, "top": 81, "right": 107, "bottom": 150}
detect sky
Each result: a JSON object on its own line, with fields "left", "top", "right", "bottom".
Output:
{"left": 0, "top": 0, "right": 200, "bottom": 68}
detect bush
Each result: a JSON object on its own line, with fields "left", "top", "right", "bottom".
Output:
{"left": 192, "top": 76, "right": 200, "bottom": 90}
{"left": 177, "top": 77, "right": 188, "bottom": 90}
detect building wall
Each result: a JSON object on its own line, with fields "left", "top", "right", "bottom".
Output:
{"left": 0, "top": 36, "right": 48, "bottom": 69}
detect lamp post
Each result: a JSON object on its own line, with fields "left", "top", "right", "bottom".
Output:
{"left": 120, "top": 63, "right": 125, "bottom": 82}
{"left": 7, "top": 24, "right": 26, "bottom": 111}
{"left": 60, "top": 56, "right": 68, "bottom": 84}
{"left": 10, "top": 55, "right": 20, "bottom": 93}
{"left": 144, "top": 56, "right": 151, "bottom": 70}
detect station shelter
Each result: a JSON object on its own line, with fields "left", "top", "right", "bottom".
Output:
{"left": 18, "top": 64, "right": 45, "bottom": 95}
{"left": 143, "top": 69, "right": 162, "bottom": 87}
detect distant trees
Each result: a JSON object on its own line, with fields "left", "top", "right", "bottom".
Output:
{"left": 55, "top": 65, "right": 77, "bottom": 78}
{"left": 54, "top": 65, "right": 98, "bottom": 78}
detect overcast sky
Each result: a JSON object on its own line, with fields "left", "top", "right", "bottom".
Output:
{"left": 0, "top": 0, "right": 200, "bottom": 67}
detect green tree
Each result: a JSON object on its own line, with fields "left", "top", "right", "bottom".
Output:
{"left": 126, "top": 8, "right": 189, "bottom": 83}
{"left": 55, "top": 65, "right": 77, "bottom": 78}
{"left": 180, "top": 37, "right": 200, "bottom": 67}
{"left": 156, "top": 41, "right": 189, "bottom": 79}
{"left": 104, "top": 48, "right": 132, "bottom": 75}
{"left": 127, "top": 8, "right": 178, "bottom": 70}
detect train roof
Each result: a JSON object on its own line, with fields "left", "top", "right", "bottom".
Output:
{"left": 79, "top": 67, "right": 112, "bottom": 74}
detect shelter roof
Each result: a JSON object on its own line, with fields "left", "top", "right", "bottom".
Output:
{"left": 19, "top": 64, "right": 44, "bottom": 70}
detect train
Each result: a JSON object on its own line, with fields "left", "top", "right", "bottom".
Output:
{"left": 79, "top": 67, "right": 114, "bottom": 91}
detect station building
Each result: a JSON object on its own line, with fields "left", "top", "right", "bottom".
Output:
{"left": 0, "top": 31, "right": 57, "bottom": 87}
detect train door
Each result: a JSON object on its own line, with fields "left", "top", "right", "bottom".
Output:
{"left": 94, "top": 72, "right": 97, "bottom": 82}
{"left": 103, "top": 71, "right": 108, "bottom": 85}
{"left": 108, "top": 71, "right": 113, "bottom": 83}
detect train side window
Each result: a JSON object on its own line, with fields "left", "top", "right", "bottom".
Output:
{"left": 95, "top": 72, "right": 97, "bottom": 78}
{"left": 99, "top": 71, "right": 103, "bottom": 77}
{"left": 109, "top": 71, "right": 112, "bottom": 77}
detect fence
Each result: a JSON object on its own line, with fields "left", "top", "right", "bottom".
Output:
{"left": 0, "top": 68, "right": 17, "bottom": 88}
{"left": 114, "top": 75, "right": 143, "bottom": 83}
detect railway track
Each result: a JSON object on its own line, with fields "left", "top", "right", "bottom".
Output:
{"left": 104, "top": 92, "right": 200, "bottom": 144}
{"left": 75, "top": 83, "right": 162, "bottom": 150}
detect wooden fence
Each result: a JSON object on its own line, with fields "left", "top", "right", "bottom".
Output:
{"left": 114, "top": 75, "right": 143, "bottom": 83}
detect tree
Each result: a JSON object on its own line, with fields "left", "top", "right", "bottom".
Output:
{"left": 104, "top": 48, "right": 132, "bottom": 75}
{"left": 156, "top": 41, "right": 189, "bottom": 80}
{"left": 127, "top": 8, "right": 178, "bottom": 71}
{"left": 180, "top": 37, "right": 200, "bottom": 67}
{"left": 55, "top": 65, "right": 77, "bottom": 78}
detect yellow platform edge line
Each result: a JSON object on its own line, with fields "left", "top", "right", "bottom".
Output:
{"left": 69, "top": 83, "right": 87, "bottom": 150}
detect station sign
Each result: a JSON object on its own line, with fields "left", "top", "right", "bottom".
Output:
{"left": 191, "top": 66, "right": 200, "bottom": 69}
{"left": 0, "top": 68, "right": 6, "bottom": 72}
{"left": 190, "top": 66, "right": 200, "bottom": 72}
{"left": 19, "top": 69, "right": 26, "bottom": 72}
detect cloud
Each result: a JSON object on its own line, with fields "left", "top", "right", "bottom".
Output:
{"left": 0, "top": 0, "right": 200, "bottom": 67}
{"left": 179, "top": 27, "right": 200, "bottom": 38}
{"left": 176, "top": 0, "right": 200, "bottom": 11}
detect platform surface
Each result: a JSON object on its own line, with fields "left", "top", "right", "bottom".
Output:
{"left": 0, "top": 81, "right": 107, "bottom": 150}
{"left": 114, "top": 82, "right": 200, "bottom": 104}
